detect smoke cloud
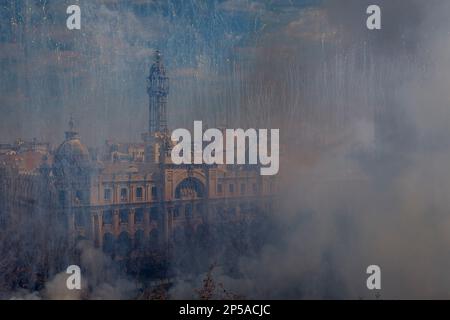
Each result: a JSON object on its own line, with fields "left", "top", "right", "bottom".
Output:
{"left": 201, "top": 0, "right": 450, "bottom": 299}
{"left": 3, "top": 0, "right": 450, "bottom": 299}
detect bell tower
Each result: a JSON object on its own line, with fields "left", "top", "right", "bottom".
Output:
{"left": 143, "top": 51, "right": 170, "bottom": 163}
{"left": 147, "top": 50, "right": 169, "bottom": 135}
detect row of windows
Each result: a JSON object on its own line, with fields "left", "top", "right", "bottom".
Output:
{"left": 59, "top": 187, "right": 157, "bottom": 206}
{"left": 171, "top": 203, "right": 257, "bottom": 219}
{"left": 102, "top": 208, "right": 159, "bottom": 225}
{"left": 74, "top": 202, "right": 259, "bottom": 228}
{"left": 104, "top": 186, "right": 158, "bottom": 202}
{"left": 64, "top": 181, "right": 267, "bottom": 206}
{"left": 75, "top": 205, "right": 200, "bottom": 227}
{"left": 173, "top": 203, "right": 204, "bottom": 219}
{"left": 216, "top": 183, "right": 258, "bottom": 195}
{"left": 102, "top": 229, "right": 159, "bottom": 255}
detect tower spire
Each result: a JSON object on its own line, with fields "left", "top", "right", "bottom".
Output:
{"left": 147, "top": 50, "right": 169, "bottom": 135}
{"left": 143, "top": 51, "right": 170, "bottom": 163}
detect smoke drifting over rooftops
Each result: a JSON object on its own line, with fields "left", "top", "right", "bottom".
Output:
{"left": 3, "top": 0, "right": 450, "bottom": 299}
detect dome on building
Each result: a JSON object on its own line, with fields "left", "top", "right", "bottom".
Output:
{"left": 53, "top": 117, "right": 91, "bottom": 173}
{"left": 54, "top": 138, "right": 90, "bottom": 165}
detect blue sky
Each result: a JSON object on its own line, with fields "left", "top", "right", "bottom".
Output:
{"left": 0, "top": 0, "right": 322, "bottom": 144}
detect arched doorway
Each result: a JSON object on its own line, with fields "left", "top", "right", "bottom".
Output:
{"left": 103, "top": 233, "right": 114, "bottom": 254}
{"left": 134, "top": 229, "right": 145, "bottom": 250}
{"left": 116, "top": 232, "right": 131, "bottom": 256}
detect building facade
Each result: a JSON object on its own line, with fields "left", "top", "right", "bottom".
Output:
{"left": 0, "top": 52, "right": 276, "bottom": 258}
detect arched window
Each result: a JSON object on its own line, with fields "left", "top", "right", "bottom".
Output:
{"left": 134, "top": 208, "right": 144, "bottom": 224}
{"left": 150, "top": 207, "right": 159, "bottom": 221}
{"left": 151, "top": 186, "right": 158, "bottom": 200}
{"left": 120, "top": 188, "right": 128, "bottom": 202}
{"left": 136, "top": 187, "right": 143, "bottom": 200}
{"left": 103, "top": 210, "right": 113, "bottom": 225}
{"left": 175, "top": 178, "right": 205, "bottom": 200}
{"left": 104, "top": 188, "right": 112, "bottom": 201}
{"left": 119, "top": 209, "right": 128, "bottom": 224}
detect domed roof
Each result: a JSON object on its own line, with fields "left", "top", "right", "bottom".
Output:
{"left": 54, "top": 117, "right": 90, "bottom": 167}
{"left": 55, "top": 138, "right": 90, "bottom": 164}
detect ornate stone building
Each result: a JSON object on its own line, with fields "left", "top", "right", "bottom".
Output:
{"left": 0, "top": 52, "right": 276, "bottom": 257}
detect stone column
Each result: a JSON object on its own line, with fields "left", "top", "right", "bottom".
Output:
{"left": 97, "top": 212, "right": 103, "bottom": 248}
{"left": 129, "top": 208, "right": 135, "bottom": 237}
{"left": 144, "top": 207, "right": 150, "bottom": 237}
{"left": 90, "top": 211, "right": 96, "bottom": 241}
{"left": 113, "top": 209, "right": 120, "bottom": 236}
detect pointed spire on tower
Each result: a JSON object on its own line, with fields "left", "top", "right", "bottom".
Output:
{"left": 142, "top": 51, "right": 170, "bottom": 163}
{"left": 147, "top": 50, "right": 169, "bottom": 135}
